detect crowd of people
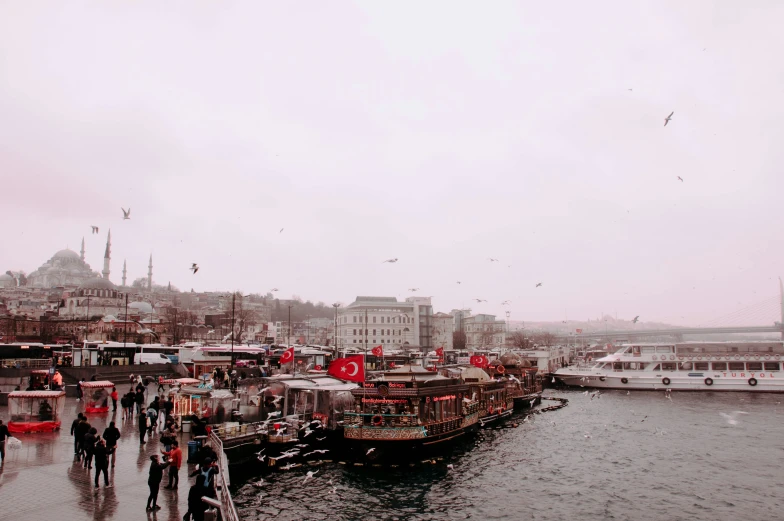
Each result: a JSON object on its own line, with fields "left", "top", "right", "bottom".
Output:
{"left": 68, "top": 380, "right": 221, "bottom": 519}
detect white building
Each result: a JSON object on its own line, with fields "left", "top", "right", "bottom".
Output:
{"left": 337, "top": 296, "right": 434, "bottom": 352}
{"left": 462, "top": 313, "right": 506, "bottom": 349}
{"left": 432, "top": 312, "right": 454, "bottom": 350}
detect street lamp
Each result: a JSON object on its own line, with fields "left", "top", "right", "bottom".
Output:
{"left": 287, "top": 303, "right": 296, "bottom": 346}
{"left": 332, "top": 303, "right": 340, "bottom": 355}
{"left": 230, "top": 293, "right": 250, "bottom": 370}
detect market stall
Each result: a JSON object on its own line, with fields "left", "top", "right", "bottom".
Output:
{"left": 176, "top": 387, "right": 236, "bottom": 434}
{"left": 81, "top": 380, "right": 114, "bottom": 413}
{"left": 27, "top": 369, "right": 50, "bottom": 390}
{"left": 7, "top": 390, "right": 66, "bottom": 433}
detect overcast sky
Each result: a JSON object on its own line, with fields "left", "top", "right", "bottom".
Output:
{"left": 2, "top": 1, "right": 783, "bottom": 326}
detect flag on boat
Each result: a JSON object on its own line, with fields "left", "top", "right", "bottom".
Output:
{"left": 328, "top": 355, "right": 365, "bottom": 382}
{"left": 371, "top": 345, "right": 383, "bottom": 357}
{"left": 435, "top": 347, "right": 444, "bottom": 357}
{"left": 576, "top": 328, "right": 583, "bottom": 333}
{"left": 470, "top": 355, "right": 488, "bottom": 368}
{"left": 279, "top": 347, "right": 295, "bottom": 364}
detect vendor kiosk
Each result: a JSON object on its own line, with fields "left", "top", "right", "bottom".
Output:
{"left": 81, "top": 380, "right": 115, "bottom": 413}
{"left": 7, "top": 390, "right": 66, "bottom": 433}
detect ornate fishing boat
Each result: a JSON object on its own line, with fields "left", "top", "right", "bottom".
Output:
{"left": 342, "top": 365, "right": 480, "bottom": 463}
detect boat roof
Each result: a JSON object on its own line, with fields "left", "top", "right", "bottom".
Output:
{"left": 374, "top": 364, "right": 449, "bottom": 381}
{"left": 9, "top": 390, "right": 66, "bottom": 398}
{"left": 178, "top": 387, "right": 235, "bottom": 399}
{"left": 262, "top": 375, "right": 359, "bottom": 391}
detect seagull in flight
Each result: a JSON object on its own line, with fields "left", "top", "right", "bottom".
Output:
{"left": 677, "top": 176, "right": 684, "bottom": 182}
{"left": 535, "top": 283, "right": 542, "bottom": 288}
{"left": 91, "top": 226, "right": 99, "bottom": 234}
{"left": 270, "top": 288, "right": 278, "bottom": 292}
{"left": 409, "top": 288, "right": 420, "bottom": 292}
{"left": 121, "top": 208, "right": 131, "bottom": 220}
{"left": 501, "top": 300, "right": 511, "bottom": 306}
{"left": 456, "top": 281, "right": 461, "bottom": 284}
{"left": 190, "top": 263, "right": 199, "bottom": 274}
{"left": 303, "top": 470, "right": 319, "bottom": 483}
{"left": 489, "top": 258, "right": 499, "bottom": 262}
{"left": 382, "top": 258, "right": 398, "bottom": 263}
{"left": 279, "top": 228, "right": 284, "bottom": 233}
{"left": 632, "top": 316, "right": 639, "bottom": 324}
{"left": 719, "top": 411, "right": 748, "bottom": 426}
{"left": 664, "top": 111, "right": 674, "bottom": 127}
{"left": 474, "top": 298, "right": 486, "bottom": 303}
{"left": 366, "top": 447, "right": 376, "bottom": 456}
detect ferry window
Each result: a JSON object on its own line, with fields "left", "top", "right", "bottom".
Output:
{"left": 656, "top": 346, "right": 673, "bottom": 353}
{"left": 746, "top": 362, "right": 762, "bottom": 371}
{"left": 764, "top": 362, "right": 780, "bottom": 371}
{"left": 612, "top": 362, "right": 623, "bottom": 371}
{"left": 694, "top": 362, "right": 709, "bottom": 371}
{"left": 651, "top": 364, "right": 661, "bottom": 371}
{"left": 712, "top": 362, "right": 727, "bottom": 370}
{"left": 728, "top": 362, "right": 744, "bottom": 370}
{"left": 641, "top": 346, "right": 656, "bottom": 353}
{"left": 679, "top": 362, "right": 692, "bottom": 371}
{"left": 661, "top": 363, "right": 677, "bottom": 371}
{"left": 632, "top": 346, "right": 641, "bottom": 356}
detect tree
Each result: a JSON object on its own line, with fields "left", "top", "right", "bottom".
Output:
{"left": 510, "top": 331, "right": 531, "bottom": 349}
{"left": 528, "top": 331, "right": 557, "bottom": 347}
{"left": 222, "top": 291, "right": 259, "bottom": 343}
{"left": 453, "top": 330, "right": 467, "bottom": 350}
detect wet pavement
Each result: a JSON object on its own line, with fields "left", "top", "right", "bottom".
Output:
{"left": 0, "top": 394, "right": 192, "bottom": 521}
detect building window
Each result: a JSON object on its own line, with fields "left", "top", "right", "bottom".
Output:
{"left": 353, "top": 316, "right": 356, "bottom": 323}
{"left": 387, "top": 329, "right": 390, "bottom": 335}
{"left": 373, "top": 329, "right": 376, "bottom": 336}
{"left": 353, "top": 329, "right": 357, "bottom": 335}
{"left": 373, "top": 317, "right": 376, "bottom": 323}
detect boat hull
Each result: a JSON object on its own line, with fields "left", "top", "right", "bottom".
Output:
{"left": 554, "top": 372, "right": 784, "bottom": 392}
{"left": 342, "top": 423, "right": 479, "bottom": 464}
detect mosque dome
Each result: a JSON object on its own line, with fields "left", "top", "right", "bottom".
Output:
{"left": 78, "top": 278, "right": 117, "bottom": 291}
{"left": 0, "top": 273, "right": 14, "bottom": 288}
{"left": 103, "top": 315, "right": 117, "bottom": 322}
{"left": 129, "top": 301, "right": 154, "bottom": 314}
{"left": 53, "top": 249, "right": 80, "bottom": 260}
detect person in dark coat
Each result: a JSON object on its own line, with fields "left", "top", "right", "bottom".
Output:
{"left": 74, "top": 417, "right": 91, "bottom": 459}
{"left": 0, "top": 420, "right": 9, "bottom": 464}
{"left": 77, "top": 378, "right": 85, "bottom": 401}
{"left": 135, "top": 389, "right": 145, "bottom": 414}
{"left": 102, "top": 421, "right": 121, "bottom": 467}
{"left": 189, "top": 457, "right": 219, "bottom": 498}
{"left": 138, "top": 407, "right": 148, "bottom": 444}
{"left": 146, "top": 455, "right": 170, "bottom": 511}
{"left": 83, "top": 427, "right": 97, "bottom": 468}
{"left": 70, "top": 413, "right": 85, "bottom": 455}
{"left": 93, "top": 438, "right": 111, "bottom": 488}
{"left": 125, "top": 388, "right": 136, "bottom": 419}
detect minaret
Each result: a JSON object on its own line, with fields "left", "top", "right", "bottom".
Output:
{"left": 80, "top": 237, "right": 85, "bottom": 261}
{"left": 147, "top": 254, "right": 153, "bottom": 291}
{"left": 122, "top": 259, "right": 127, "bottom": 287}
{"left": 102, "top": 229, "right": 111, "bottom": 280}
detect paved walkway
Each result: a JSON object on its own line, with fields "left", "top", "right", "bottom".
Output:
{"left": 0, "top": 395, "right": 193, "bottom": 521}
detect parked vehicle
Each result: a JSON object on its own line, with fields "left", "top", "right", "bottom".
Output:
{"left": 133, "top": 352, "right": 172, "bottom": 365}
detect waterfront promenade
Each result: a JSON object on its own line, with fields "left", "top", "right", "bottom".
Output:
{"left": 0, "top": 396, "right": 190, "bottom": 521}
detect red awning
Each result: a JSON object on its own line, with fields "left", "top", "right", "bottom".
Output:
{"left": 80, "top": 380, "right": 114, "bottom": 388}
{"left": 8, "top": 390, "right": 66, "bottom": 398}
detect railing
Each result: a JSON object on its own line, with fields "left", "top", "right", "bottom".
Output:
{"left": 0, "top": 358, "right": 53, "bottom": 369}
{"left": 424, "top": 417, "right": 462, "bottom": 436}
{"left": 208, "top": 430, "right": 240, "bottom": 521}
{"left": 344, "top": 412, "right": 418, "bottom": 427}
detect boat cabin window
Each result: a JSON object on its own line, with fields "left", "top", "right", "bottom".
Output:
{"left": 632, "top": 346, "right": 641, "bottom": 356}
{"left": 651, "top": 364, "right": 660, "bottom": 371}
{"left": 728, "top": 362, "right": 745, "bottom": 371}
{"left": 764, "top": 362, "right": 780, "bottom": 371}
{"left": 746, "top": 362, "right": 762, "bottom": 371}
{"left": 656, "top": 346, "right": 674, "bottom": 353}
{"left": 712, "top": 362, "right": 727, "bottom": 371}
{"left": 613, "top": 362, "right": 623, "bottom": 371}
{"left": 622, "top": 362, "right": 646, "bottom": 370}
{"left": 694, "top": 362, "right": 709, "bottom": 371}
{"left": 661, "top": 362, "right": 677, "bottom": 371}
{"left": 641, "top": 346, "right": 656, "bottom": 354}
{"left": 679, "top": 362, "right": 692, "bottom": 371}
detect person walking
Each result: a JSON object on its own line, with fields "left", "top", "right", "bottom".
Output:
{"left": 102, "top": 421, "right": 121, "bottom": 467}
{"left": 135, "top": 388, "right": 145, "bottom": 415}
{"left": 74, "top": 416, "right": 91, "bottom": 460}
{"left": 184, "top": 482, "right": 207, "bottom": 521}
{"left": 125, "top": 388, "right": 136, "bottom": 419}
{"left": 138, "top": 407, "right": 148, "bottom": 445}
{"left": 146, "top": 455, "right": 170, "bottom": 511}
{"left": 70, "top": 413, "right": 85, "bottom": 455}
{"left": 93, "top": 438, "right": 111, "bottom": 488}
{"left": 161, "top": 440, "right": 183, "bottom": 489}
{"left": 110, "top": 387, "right": 119, "bottom": 412}
{"left": 77, "top": 378, "right": 85, "bottom": 401}
{"left": 83, "top": 427, "right": 97, "bottom": 469}
{"left": 0, "top": 420, "right": 9, "bottom": 465}
{"left": 146, "top": 405, "right": 158, "bottom": 437}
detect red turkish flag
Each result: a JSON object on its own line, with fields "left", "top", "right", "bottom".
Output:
{"left": 371, "top": 345, "right": 383, "bottom": 357}
{"left": 327, "top": 355, "right": 365, "bottom": 382}
{"left": 435, "top": 347, "right": 444, "bottom": 357}
{"left": 470, "top": 355, "right": 488, "bottom": 368}
{"left": 279, "top": 347, "right": 294, "bottom": 364}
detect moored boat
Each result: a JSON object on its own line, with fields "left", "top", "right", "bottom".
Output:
{"left": 554, "top": 341, "right": 784, "bottom": 392}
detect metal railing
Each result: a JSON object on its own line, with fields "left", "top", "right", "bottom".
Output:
{"left": 208, "top": 430, "right": 240, "bottom": 521}
{"left": 0, "top": 358, "right": 53, "bottom": 369}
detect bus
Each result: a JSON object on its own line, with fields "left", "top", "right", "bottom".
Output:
{"left": 0, "top": 343, "right": 53, "bottom": 368}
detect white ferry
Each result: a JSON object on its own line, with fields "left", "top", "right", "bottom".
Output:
{"left": 553, "top": 341, "right": 784, "bottom": 392}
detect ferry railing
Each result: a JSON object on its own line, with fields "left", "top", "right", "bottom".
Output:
{"left": 207, "top": 430, "right": 240, "bottom": 521}
{"left": 424, "top": 417, "right": 462, "bottom": 436}
{"left": 344, "top": 412, "right": 419, "bottom": 427}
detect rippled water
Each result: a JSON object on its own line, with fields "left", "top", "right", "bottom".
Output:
{"left": 232, "top": 390, "right": 784, "bottom": 521}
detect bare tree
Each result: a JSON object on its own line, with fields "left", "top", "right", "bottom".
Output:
{"left": 453, "top": 330, "right": 467, "bottom": 351}
{"left": 222, "top": 291, "right": 259, "bottom": 343}
{"left": 528, "top": 331, "right": 557, "bottom": 347}
{"left": 510, "top": 331, "right": 531, "bottom": 349}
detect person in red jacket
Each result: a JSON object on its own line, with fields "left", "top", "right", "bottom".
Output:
{"left": 161, "top": 439, "right": 183, "bottom": 489}
{"left": 110, "top": 387, "right": 119, "bottom": 412}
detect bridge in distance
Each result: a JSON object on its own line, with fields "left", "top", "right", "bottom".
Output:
{"left": 556, "top": 324, "right": 784, "bottom": 342}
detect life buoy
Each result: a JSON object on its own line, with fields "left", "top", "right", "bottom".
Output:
{"left": 725, "top": 356, "right": 731, "bottom": 360}
{"left": 704, "top": 378, "right": 713, "bottom": 386}
{"left": 599, "top": 376, "right": 606, "bottom": 382}
{"left": 662, "top": 377, "right": 671, "bottom": 386}
{"left": 776, "top": 355, "right": 781, "bottom": 361}
{"left": 696, "top": 356, "right": 702, "bottom": 361}
{"left": 744, "top": 355, "right": 749, "bottom": 360}
{"left": 677, "top": 356, "right": 683, "bottom": 360}
{"left": 314, "top": 365, "right": 322, "bottom": 371}
{"left": 488, "top": 405, "right": 493, "bottom": 414}
{"left": 496, "top": 365, "right": 506, "bottom": 374}
{"left": 426, "top": 396, "right": 431, "bottom": 403}
{"left": 754, "top": 355, "right": 760, "bottom": 360}
{"left": 652, "top": 355, "right": 657, "bottom": 361}
{"left": 748, "top": 378, "right": 758, "bottom": 387}
{"left": 669, "top": 355, "right": 675, "bottom": 361}
{"left": 734, "top": 355, "right": 740, "bottom": 360}
{"left": 621, "top": 378, "right": 628, "bottom": 384}
{"left": 687, "top": 356, "right": 693, "bottom": 361}
{"left": 765, "top": 355, "right": 771, "bottom": 360}
{"left": 371, "top": 415, "right": 383, "bottom": 426}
